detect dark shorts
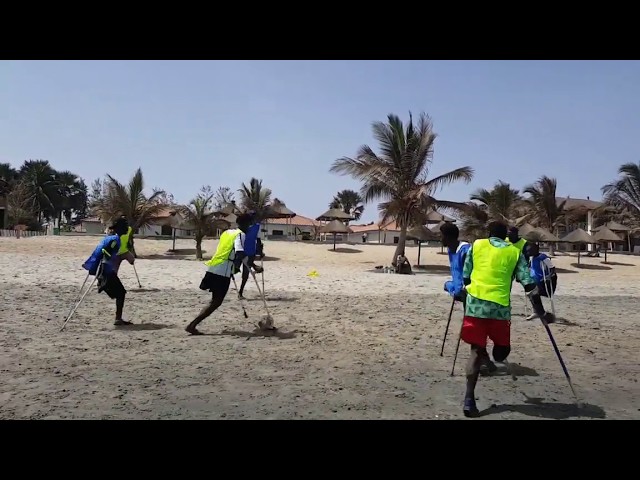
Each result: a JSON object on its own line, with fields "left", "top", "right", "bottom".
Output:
{"left": 199, "top": 271, "right": 231, "bottom": 298}
{"left": 461, "top": 316, "right": 510, "bottom": 348}
{"left": 99, "top": 273, "right": 127, "bottom": 299}
{"left": 538, "top": 276, "right": 557, "bottom": 298}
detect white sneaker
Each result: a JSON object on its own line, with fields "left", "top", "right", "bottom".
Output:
{"left": 526, "top": 313, "right": 538, "bottom": 321}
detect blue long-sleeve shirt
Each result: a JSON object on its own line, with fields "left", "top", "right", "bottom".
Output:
{"left": 444, "top": 241, "right": 471, "bottom": 296}
{"left": 82, "top": 235, "right": 121, "bottom": 276}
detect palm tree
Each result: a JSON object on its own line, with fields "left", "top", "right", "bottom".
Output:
{"left": 238, "top": 178, "right": 272, "bottom": 221}
{"left": 52, "top": 170, "right": 88, "bottom": 228}
{"left": 602, "top": 162, "right": 640, "bottom": 224}
{"left": 329, "top": 189, "right": 364, "bottom": 223}
{"left": 470, "top": 181, "right": 522, "bottom": 223}
{"left": 93, "top": 168, "right": 168, "bottom": 234}
{"left": 178, "top": 186, "right": 216, "bottom": 260}
{"left": 330, "top": 112, "right": 474, "bottom": 265}
{"left": 523, "top": 176, "right": 566, "bottom": 255}
{"left": 19, "top": 160, "right": 59, "bottom": 224}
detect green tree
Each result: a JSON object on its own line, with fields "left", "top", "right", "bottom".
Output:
{"left": 602, "top": 162, "right": 640, "bottom": 226}
{"left": 330, "top": 112, "right": 473, "bottom": 265}
{"left": 238, "top": 178, "right": 272, "bottom": 221}
{"left": 329, "top": 189, "right": 364, "bottom": 223}
{"left": 178, "top": 186, "right": 216, "bottom": 260}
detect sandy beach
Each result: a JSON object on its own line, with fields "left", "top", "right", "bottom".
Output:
{"left": 0, "top": 235, "right": 638, "bottom": 420}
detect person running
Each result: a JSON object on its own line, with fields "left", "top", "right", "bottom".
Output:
{"left": 440, "top": 222, "right": 496, "bottom": 374}
{"left": 186, "top": 213, "right": 263, "bottom": 335}
{"left": 525, "top": 242, "right": 558, "bottom": 320}
{"left": 81, "top": 217, "right": 131, "bottom": 326}
{"left": 460, "top": 221, "right": 554, "bottom": 418}
{"left": 238, "top": 213, "right": 261, "bottom": 299}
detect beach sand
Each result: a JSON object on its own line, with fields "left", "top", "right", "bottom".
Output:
{"left": 0, "top": 235, "right": 638, "bottom": 419}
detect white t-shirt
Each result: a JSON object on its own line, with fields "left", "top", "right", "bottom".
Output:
{"left": 207, "top": 231, "right": 245, "bottom": 278}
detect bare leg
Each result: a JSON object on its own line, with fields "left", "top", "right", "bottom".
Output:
{"left": 464, "top": 345, "right": 488, "bottom": 417}
{"left": 238, "top": 264, "right": 250, "bottom": 298}
{"left": 186, "top": 293, "right": 224, "bottom": 335}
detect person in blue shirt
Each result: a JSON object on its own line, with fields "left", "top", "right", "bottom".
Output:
{"left": 440, "top": 222, "right": 471, "bottom": 302}
{"left": 82, "top": 217, "right": 131, "bottom": 326}
{"left": 525, "top": 242, "right": 557, "bottom": 320}
{"left": 238, "top": 212, "right": 263, "bottom": 298}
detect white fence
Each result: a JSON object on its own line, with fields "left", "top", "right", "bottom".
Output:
{"left": 0, "top": 229, "right": 48, "bottom": 238}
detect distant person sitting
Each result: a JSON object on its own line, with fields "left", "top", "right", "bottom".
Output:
{"left": 525, "top": 242, "right": 558, "bottom": 320}
{"left": 396, "top": 252, "right": 412, "bottom": 275}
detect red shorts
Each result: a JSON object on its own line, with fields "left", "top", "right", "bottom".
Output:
{"left": 460, "top": 316, "right": 510, "bottom": 348}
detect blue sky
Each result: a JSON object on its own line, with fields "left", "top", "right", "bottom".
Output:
{"left": 1, "top": 60, "right": 638, "bottom": 223}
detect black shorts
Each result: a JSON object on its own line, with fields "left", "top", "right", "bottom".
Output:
{"left": 199, "top": 272, "right": 231, "bottom": 298}
{"left": 99, "top": 273, "right": 127, "bottom": 299}
{"left": 538, "top": 276, "right": 557, "bottom": 297}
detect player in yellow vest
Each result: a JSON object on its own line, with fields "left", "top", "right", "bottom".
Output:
{"left": 185, "top": 213, "right": 263, "bottom": 335}
{"left": 506, "top": 226, "right": 531, "bottom": 262}
{"left": 111, "top": 217, "right": 135, "bottom": 275}
{"left": 460, "top": 221, "right": 554, "bottom": 417}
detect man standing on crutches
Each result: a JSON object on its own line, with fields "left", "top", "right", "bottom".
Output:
{"left": 439, "top": 223, "right": 496, "bottom": 374}
{"left": 74, "top": 218, "right": 131, "bottom": 327}
{"left": 459, "top": 221, "right": 555, "bottom": 418}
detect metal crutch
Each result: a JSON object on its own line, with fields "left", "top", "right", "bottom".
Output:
{"left": 64, "top": 272, "right": 90, "bottom": 321}
{"left": 60, "top": 268, "right": 101, "bottom": 332}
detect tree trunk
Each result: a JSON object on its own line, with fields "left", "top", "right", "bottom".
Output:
{"left": 391, "top": 225, "right": 408, "bottom": 266}
{"left": 195, "top": 236, "right": 203, "bottom": 260}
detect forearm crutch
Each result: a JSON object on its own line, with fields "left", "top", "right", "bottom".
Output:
{"left": 440, "top": 297, "right": 456, "bottom": 356}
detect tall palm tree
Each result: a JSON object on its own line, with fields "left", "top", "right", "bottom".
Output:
{"left": 523, "top": 176, "right": 566, "bottom": 231}
{"left": 523, "top": 176, "right": 566, "bottom": 255}
{"left": 93, "top": 168, "right": 168, "bottom": 234}
{"left": 330, "top": 112, "right": 474, "bottom": 265}
{"left": 329, "top": 189, "right": 364, "bottom": 223}
{"left": 52, "top": 170, "right": 88, "bottom": 227}
{"left": 19, "top": 160, "right": 59, "bottom": 223}
{"left": 602, "top": 162, "right": 640, "bottom": 224}
{"left": 470, "top": 181, "right": 522, "bottom": 223}
{"left": 238, "top": 178, "right": 272, "bottom": 221}
{"left": 178, "top": 186, "right": 216, "bottom": 260}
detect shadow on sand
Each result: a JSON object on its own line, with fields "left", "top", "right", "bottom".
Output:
{"left": 117, "top": 323, "right": 174, "bottom": 331}
{"left": 554, "top": 267, "right": 578, "bottom": 274}
{"left": 480, "top": 396, "right": 606, "bottom": 419}
{"left": 244, "top": 296, "right": 299, "bottom": 302}
{"left": 213, "top": 328, "right": 299, "bottom": 340}
{"left": 328, "top": 248, "right": 363, "bottom": 254}
{"left": 602, "top": 261, "right": 635, "bottom": 267}
{"left": 413, "top": 264, "right": 451, "bottom": 274}
{"left": 260, "top": 256, "right": 281, "bottom": 262}
{"left": 571, "top": 263, "right": 612, "bottom": 271}
{"left": 128, "top": 288, "right": 161, "bottom": 293}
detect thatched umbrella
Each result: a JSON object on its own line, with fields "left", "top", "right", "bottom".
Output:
{"left": 320, "top": 220, "right": 353, "bottom": 251}
{"left": 533, "top": 227, "right": 561, "bottom": 243}
{"left": 407, "top": 225, "right": 438, "bottom": 266}
{"left": 316, "top": 208, "right": 353, "bottom": 222}
{"left": 422, "top": 210, "right": 456, "bottom": 224}
{"left": 518, "top": 223, "right": 539, "bottom": 241}
{"left": 560, "top": 228, "right": 597, "bottom": 265}
{"left": 594, "top": 226, "right": 622, "bottom": 263}
{"left": 263, "top": 200, "right": 296, "bottom": 238}
{"left": 594, "top": 221, "right": 632, "bottom": 252}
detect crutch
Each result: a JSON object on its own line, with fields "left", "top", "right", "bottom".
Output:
{"left": 541, "top": 264, "right": 556, "bottom": 318}
{"left": 440, "top": 297, "right": 456, "bottom": 356}
{"left": 60, "top": 264, "right": 103, "bottom": 332}
{"left": 132, "top": 263, "right": 142, "bottom": 288}
{"left": 64, "top": 272, "right": 90, "bottom": 321}
{"left": 450, "top": 322, "right": 464, "bottom": 376}
{"left": 230, "top": 274, "right": 249, "bottom": 318}
{"left": 540, "top": 315, "right": 581, "bottom": 406}
{"left": 250, "top": 269, "right": 275, "bottom": 328}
